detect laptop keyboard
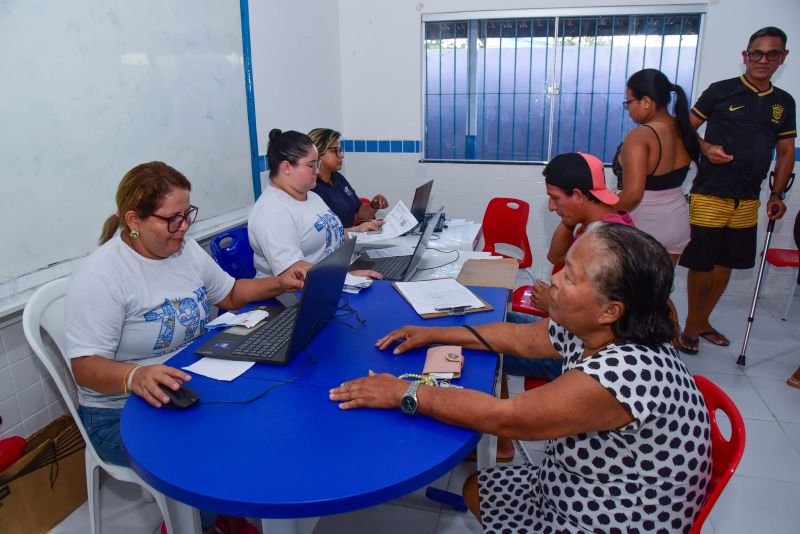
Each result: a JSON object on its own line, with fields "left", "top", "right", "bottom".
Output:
{"left": 232, "top": 307, "right": 298, "bottom": 360}
{"left": 377, "top": 255, "right": 413, "bottom": 280}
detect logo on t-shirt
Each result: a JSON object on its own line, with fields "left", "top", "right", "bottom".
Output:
{"left": 313, "top": 211, "right": 345, "bottom": 256}
{"left": 144, "top": 287, "right": 210, "bottom": 352}
{"left": 772, "top": 104, "right": 785, "bottom": 124}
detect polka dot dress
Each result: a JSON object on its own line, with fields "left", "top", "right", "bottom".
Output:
{"left": 478, "top": 321, "right": 712, "bottom": 533}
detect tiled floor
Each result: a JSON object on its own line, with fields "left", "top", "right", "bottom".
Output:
{"left": 52, "top": 273, "right": 800, "bottom": 533}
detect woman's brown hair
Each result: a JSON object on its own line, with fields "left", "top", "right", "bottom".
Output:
{"left": 99, "top": 161, "right": 191, "bottom": 244}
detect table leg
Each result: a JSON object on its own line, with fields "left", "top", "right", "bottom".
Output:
{"left": 258, "top": 517, "right": 319, "bottom": 534}
{"left": 163, "top": 496, "right": 202, "bottom": 534}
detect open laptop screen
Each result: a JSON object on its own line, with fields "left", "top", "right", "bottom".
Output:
{"left": 409, "top": 180, "right": 433, "bottom": 223}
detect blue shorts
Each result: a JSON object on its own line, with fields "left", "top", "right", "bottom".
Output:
{"left": 504, "top": 312, "right": 563, "bottom": 380}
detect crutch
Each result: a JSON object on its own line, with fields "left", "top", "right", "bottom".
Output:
{"left": 737, "top": 172, "right": 795, "bottom": 366}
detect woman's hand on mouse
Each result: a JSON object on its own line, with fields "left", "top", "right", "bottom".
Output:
{"left": 130, "top": 365, "right": 191, "bottom": 408}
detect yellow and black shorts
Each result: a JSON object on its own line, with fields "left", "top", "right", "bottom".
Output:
{"left": 678, "top": 193, "right": 760, "bottom": 271}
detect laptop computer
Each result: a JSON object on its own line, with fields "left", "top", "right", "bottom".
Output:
{"left": 409, "top": 180, "right": 434, "bottom": 224}
{"left": 349, "top": 209, "right": 442, "bottom": 281}
{"left": 194, "top": 238, "right": 356, "bottom": 365}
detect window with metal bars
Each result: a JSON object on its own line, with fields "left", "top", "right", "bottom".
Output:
{"left": 423, "top": 13, "right": 702, "bottom": 163}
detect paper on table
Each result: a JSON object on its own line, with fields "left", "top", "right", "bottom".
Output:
{"left": 183, "top": 358, "right": 255, "bottom": 381}
{"left": 366, "top": 245, "right": 414, "bottom": 259}
{"left": 349, "top": 200, "right": 418, "bottom": 244}
{"left": 394, "top": 278, "right": 485, "bottom": 315}
{"left": 344, "top": 273, "right": 373, "bottom": 294}
{"left": 206, "top": 309, "right": 268, "bottom": 329}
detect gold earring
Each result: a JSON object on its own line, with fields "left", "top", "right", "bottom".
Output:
{"left": 130, "top": 229, "right": 140, "bottom": 239}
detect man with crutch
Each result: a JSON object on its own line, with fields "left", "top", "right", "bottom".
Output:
{"left": 678, "top": 26, "right": 796, "bottom": 355}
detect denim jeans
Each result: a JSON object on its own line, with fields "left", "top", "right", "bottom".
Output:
{"left": 504, "top": 311, "right": 563, "bottom": 380}
{"left": 79, "top": 405, "right": 217, "bottom": 530}
{"left": 79, "top": 405, "right": 128, "bottom": 466}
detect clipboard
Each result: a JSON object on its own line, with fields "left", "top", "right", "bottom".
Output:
{"left": 392, "top": 281, "right": 494, "bottom": 319}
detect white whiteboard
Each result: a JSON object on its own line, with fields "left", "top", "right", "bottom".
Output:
{"left": 0, "top": 0, "right": 254, "bottom": 279}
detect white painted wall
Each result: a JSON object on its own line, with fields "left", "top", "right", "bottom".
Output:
{"left": 249, "top": 0, "right": 342, "bottom": 158}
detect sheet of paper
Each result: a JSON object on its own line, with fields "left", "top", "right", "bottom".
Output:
{"left": 394, "top": 278, "right": 485, "bottom": 315}
{"left": 206, "top": 309, "right": 269, "bottom": 329}
{"left": 183, "top": 358, "right": 255, "bottom": 381}
{"left": 366, "top": 245, "right": 414, "bottom": 259}
{"left": 350, "top": 200, "right": 418, "bottom": 244}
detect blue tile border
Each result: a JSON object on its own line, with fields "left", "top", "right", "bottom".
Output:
{"left": 257, "top": 140, "right": 424, "bottom": 167}
{"left": 341, "top": 139, "right": 421, "bottom": 154}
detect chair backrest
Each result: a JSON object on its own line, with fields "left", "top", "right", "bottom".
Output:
{"left": 689, "top": 375, "right": 746, "bottom": 533}
{"left": 209, "top": 226, "right": 256, "bottom": 279}
{"left": 21, "top": 278, "right": 97, "bottom": 454}
{"left": 481, "top": 197, "right": 533, "bottom": 268}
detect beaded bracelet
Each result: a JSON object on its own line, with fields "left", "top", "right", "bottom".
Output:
{"left": 397, "top": 373, "right": 462, "bottom": 389}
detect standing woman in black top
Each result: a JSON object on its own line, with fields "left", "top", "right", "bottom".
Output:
{"left": 613, "top": 68, "right": 700, "bottom": 265}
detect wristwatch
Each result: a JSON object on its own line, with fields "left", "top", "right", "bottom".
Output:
{"left": 770, "top": 191, "right": 786, "bottom": 200}
{"left": 400, "top": 381, "right": 420, "bottom": 415}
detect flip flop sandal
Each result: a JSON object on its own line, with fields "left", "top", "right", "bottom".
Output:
{"left": 679, "top": 334, "right": 699, "bottom": 355}
{"left": 699, "top": 329, "right": 730, "bottom": 347}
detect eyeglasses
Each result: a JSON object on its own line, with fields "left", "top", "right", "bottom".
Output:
{"left": 329, "top": 146, "right": 344, "bottom": 157}
{"left": 149, "top": 205, "right": 198, "bottom": 233}
{"left": 622, "top": 98, "right": 639, "bottom": 109}
{"left": 746, "top": 49, "right": 785, "bottom": 62}
{"left": 306, "top": 160, "right": 321, "bottom": 171}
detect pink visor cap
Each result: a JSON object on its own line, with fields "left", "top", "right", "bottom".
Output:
{"left": 543, "top": 152, "right": 619, "bottom": 206}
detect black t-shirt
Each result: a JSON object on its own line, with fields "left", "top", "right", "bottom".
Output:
{"left": 311, "top": 171, "right": 361, "bottom": 227}
{"left": 690, "top": 75, "right": 796, "bottom": 200}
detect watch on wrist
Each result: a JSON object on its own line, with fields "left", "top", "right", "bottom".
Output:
{"left": 400, "top": 381, "right": 420, "bottom": 415}
{"left": 770, "top": 191, "right": 786, "bottom": 200}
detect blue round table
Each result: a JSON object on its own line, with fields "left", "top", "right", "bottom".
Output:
{"left": 122, "top": 281, "right": 506, "bottom": 530}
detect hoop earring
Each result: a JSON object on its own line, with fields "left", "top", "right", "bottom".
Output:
{"left": 130, "top": 229, "right": 140, "bottom": 239}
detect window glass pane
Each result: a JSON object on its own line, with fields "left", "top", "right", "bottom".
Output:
{"left": 423, "top": 12, "right": 701, "bottom": 163}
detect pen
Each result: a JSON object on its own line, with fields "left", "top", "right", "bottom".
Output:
{"left": 434, "top": 305, "right": 471, "bottom": 315}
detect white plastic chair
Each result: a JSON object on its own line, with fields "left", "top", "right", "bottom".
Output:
{"left": 22, "top": 277, "right": 176, "bottom": 534}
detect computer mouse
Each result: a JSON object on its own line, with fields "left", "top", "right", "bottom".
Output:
{"left": 158, "top": 383, "right": 200, "bottom": 409}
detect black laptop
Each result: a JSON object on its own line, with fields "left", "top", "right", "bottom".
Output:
{"left": 350, "top": 209, "right": 442, "bottom": 281}
{"left": 409, "top": 180, "right": 434, "bottom": 223}
{"left": 194, "top": 238, "right": 355, "bottom": 365}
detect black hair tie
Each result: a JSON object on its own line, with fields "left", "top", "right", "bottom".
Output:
{"left": 462, "top": 324, "right": 499, "bottom": 354}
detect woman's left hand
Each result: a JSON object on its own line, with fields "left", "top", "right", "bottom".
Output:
{"left": 329, "top": 371, "right": 406, "bottom": 410}
{"left": 349, "top": 269, "right": 384, "bottom": 280}
{"left": 370, "top": 194, "right": 389, "bottom": 210}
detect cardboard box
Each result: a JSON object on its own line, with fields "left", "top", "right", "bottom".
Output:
{"left": 0, "top": 415, "right": 87, "bottom": 533}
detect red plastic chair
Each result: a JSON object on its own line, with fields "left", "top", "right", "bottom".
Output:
{"left": 761, "top": 248, "right": 800, "bottom": 319}
{"left": 481, "top": 198, "right": 533, "bottom": 268}
{"left": 523, "top": 377, "right": 551, "bottom": 390}
{"left": 689, "top": 375, "right": 746, "bottom": 533}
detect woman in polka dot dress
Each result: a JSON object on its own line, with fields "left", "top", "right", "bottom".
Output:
{"left": 331, "top": 222, "right": 712, "bottom": 533}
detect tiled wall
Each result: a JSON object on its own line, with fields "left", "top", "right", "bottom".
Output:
{"left": 0, "top": 312, "right": 68, "bottom": 439}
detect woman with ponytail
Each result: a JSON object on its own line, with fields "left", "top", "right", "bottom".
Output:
{"left": 612, "top": 68, "right": 700, "bottom": 264}
{"left": 67, "top": 162, "right": 305, "bottom": 534}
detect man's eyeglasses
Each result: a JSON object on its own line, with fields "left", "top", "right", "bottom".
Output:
{"left": 746, "top": 49, "right": 785, "bottom": 62}
{"left": 150, "top": 205, "right": 199, "bottom": 233}
{"left": 306, "top": 160, "right": 321, "bottom": 171}
{"left": 622, "top": 98, "right": 638, "bottom": 110}
{"left": 329, "top": 146, "right": 344, "bottom": 157}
